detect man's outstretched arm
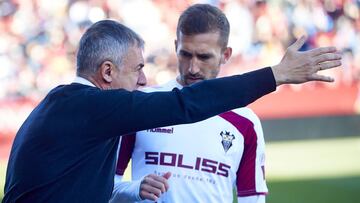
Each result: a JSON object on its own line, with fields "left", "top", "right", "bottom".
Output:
{"left": 90, "top": 35, "right": 342, "bottom": 138}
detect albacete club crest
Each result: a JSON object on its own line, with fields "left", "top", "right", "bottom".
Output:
{"left": 220, "top": 131, "right": 235, "bottom": 153}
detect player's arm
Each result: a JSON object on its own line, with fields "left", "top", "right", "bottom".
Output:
{"left": 110, "top": 134, "right": 139, "bottom": 202}
{"left": 109, "top": 134, "right": 172, "bottom": 202}
{"left": 110, "top": 173, "right": 172, "bottom": 203}
{"left": 110, "top": 174, "right": 142, "bottom": 203}
{"left": 233, "top": 109, "right": 268, "bottom": 202}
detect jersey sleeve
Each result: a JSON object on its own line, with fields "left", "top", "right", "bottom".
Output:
{"left": 110, "top": 134, "right": 142, "bottom": 203}
{"left": 110, "top": 175, "right": 142, "bottom": 203}
{"left": 219, "top": 110, "right": 268, "bottom": 197}
{"left": 116, "top": 134, "right": 136, "bottom": 175}
{"left": 234, "top": 109, "right": 268, "bottom": 197}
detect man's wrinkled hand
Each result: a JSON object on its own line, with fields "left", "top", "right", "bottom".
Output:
{"left": 272, "top": 35, "right": 342, "bottom": 86}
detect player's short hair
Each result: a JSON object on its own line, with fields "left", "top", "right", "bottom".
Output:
{"left": 176, "top": 4, "right": 230, "bottom": 48}
{"left": 76, "top": 20, "right": 144, "bottom": 75}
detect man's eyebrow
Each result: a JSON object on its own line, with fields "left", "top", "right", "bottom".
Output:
{"left": 197, "top": 53, "right": 213, "bottom": 57}
{"left": 179, "top": 50, "right": 192, "bottom": 55}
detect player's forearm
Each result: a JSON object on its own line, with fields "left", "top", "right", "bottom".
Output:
{"left": 110, "top": 176, "right": 142, "bottom": 203}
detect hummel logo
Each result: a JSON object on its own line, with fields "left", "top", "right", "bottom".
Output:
{"left": 147, "top": 127, "right": 174, "bottom": 134}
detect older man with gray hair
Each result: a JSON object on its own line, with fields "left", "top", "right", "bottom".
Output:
{"left": 4, "top": 19, "right": 341, "bottom": 203}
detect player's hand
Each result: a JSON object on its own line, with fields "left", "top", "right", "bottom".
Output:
{"left": 271, "top": 35, "right": 342, "bottom": 86}
{"left": 139, "top": 172, "right": 171, "bottom": 201}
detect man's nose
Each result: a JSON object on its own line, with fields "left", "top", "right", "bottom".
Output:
{"left": 138, "top": 69, "right": 147, "bottom": 86}
{"left": 189, "top": 58, "right": 200, "bottom": 74}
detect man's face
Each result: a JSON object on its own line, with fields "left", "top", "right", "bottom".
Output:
{"left": 175, "top": 32, "right": 231, "bottom": 86}
{"left": 111, "top": 45, "right": 146, "bottom": 91}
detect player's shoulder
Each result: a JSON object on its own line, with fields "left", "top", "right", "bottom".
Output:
{"left": 141, "top": 86, "right": 164, "bottom": 93}
{"left": 141, "top": 80, "right": 180, "bottom": 93}
{"left": 231, "top": 107, "right": 261, "bottom": 124}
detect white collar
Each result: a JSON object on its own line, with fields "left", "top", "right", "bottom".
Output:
{"left": 73, "top": 76, "right": 96, "bottom": 87}
{"left": 173, "top": 78, "right": 184, "bottom": 89}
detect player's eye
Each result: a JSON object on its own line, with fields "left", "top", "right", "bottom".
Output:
{"left": 197, "top": 54, "right": 212, "bottom": 61}
{"left": 179, "top": 50, "right": 192, "bottom": 58}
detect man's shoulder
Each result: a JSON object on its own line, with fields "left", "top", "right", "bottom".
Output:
{"left": 50, "top": 83, "right": 97, "bottom": 93}
{"left": 44, "top": 83, "right": 101, "bottom": 101}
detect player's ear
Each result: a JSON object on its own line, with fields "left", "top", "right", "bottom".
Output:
{"left": 221, "top": 47, "right": 232, "bottom": 64}
{"left": 99, "top": 60, "right": 115, "bottom": 83}
{"left": 174, "top": 39, "right": 178, "bottom": 53}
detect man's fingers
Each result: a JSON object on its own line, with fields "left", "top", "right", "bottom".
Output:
{"left": 150, "top": 174, "right": 170, "bottom": 192}
{"left": 162, "top": 172, "right": 172, "bottom": 180}
{"left": 309, "top": 74, "right": 334, "bottom": 82}
{"left": 288, "top": 35, "right": 307, "bottom": 51}
{"left": 314, "top": 53, "right": 342, "bottom": 64}
{"left": 139, "top": 173, "right": 171, "bottom": 201}
{"left": 140, "top": 190, "right": 158, "bottom": 201}
{"left": 141, "top": 184, "right": 162, "bottom": 197}
{"left": 143, "top": 176, "right": 166, "bottom": 193}
{"left": 317, "top": 60, "right": 342, "bottom": 71}
{"left": 161, "top": 172, "right": 172, "bottom": 191}
{"left": 307, "top": 46, "right": 337, "bottom": 57}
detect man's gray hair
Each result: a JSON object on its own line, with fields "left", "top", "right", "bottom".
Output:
{"left": 76, "top": 20, "right": 144, "bottom": 75}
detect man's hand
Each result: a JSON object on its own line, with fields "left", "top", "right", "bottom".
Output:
{"left": 139, "top": 172, "right": 171, "bottom": 201}
{"left": 272, "top": 35, "right": 342, "bottom": 86}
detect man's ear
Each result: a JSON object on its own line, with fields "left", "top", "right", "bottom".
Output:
{"left": 174, "top": 39, "right": 178, "bottom": 53}
{"left": 100, "top": 61, "right": 115, "bottom": 83}
{"left": 221, "top": 47, "right": 232, "bottom": 64}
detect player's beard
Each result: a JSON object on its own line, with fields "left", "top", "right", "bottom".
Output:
{"left": 184, "top": 74, "right": 205, "bottom": 85}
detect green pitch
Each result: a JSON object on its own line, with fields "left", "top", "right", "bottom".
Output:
{"left": 267, "top": 176, "right": 360, "bottom": 203}
{"left": 264, "top": 136, "right": 360, "bottom": 203}
{"left": 1, "top": 136, "right": 360, "bottom": 202}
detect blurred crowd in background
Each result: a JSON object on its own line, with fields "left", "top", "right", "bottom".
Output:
{"left": 1, "top": 0, "right": 360, "bottom": 138}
